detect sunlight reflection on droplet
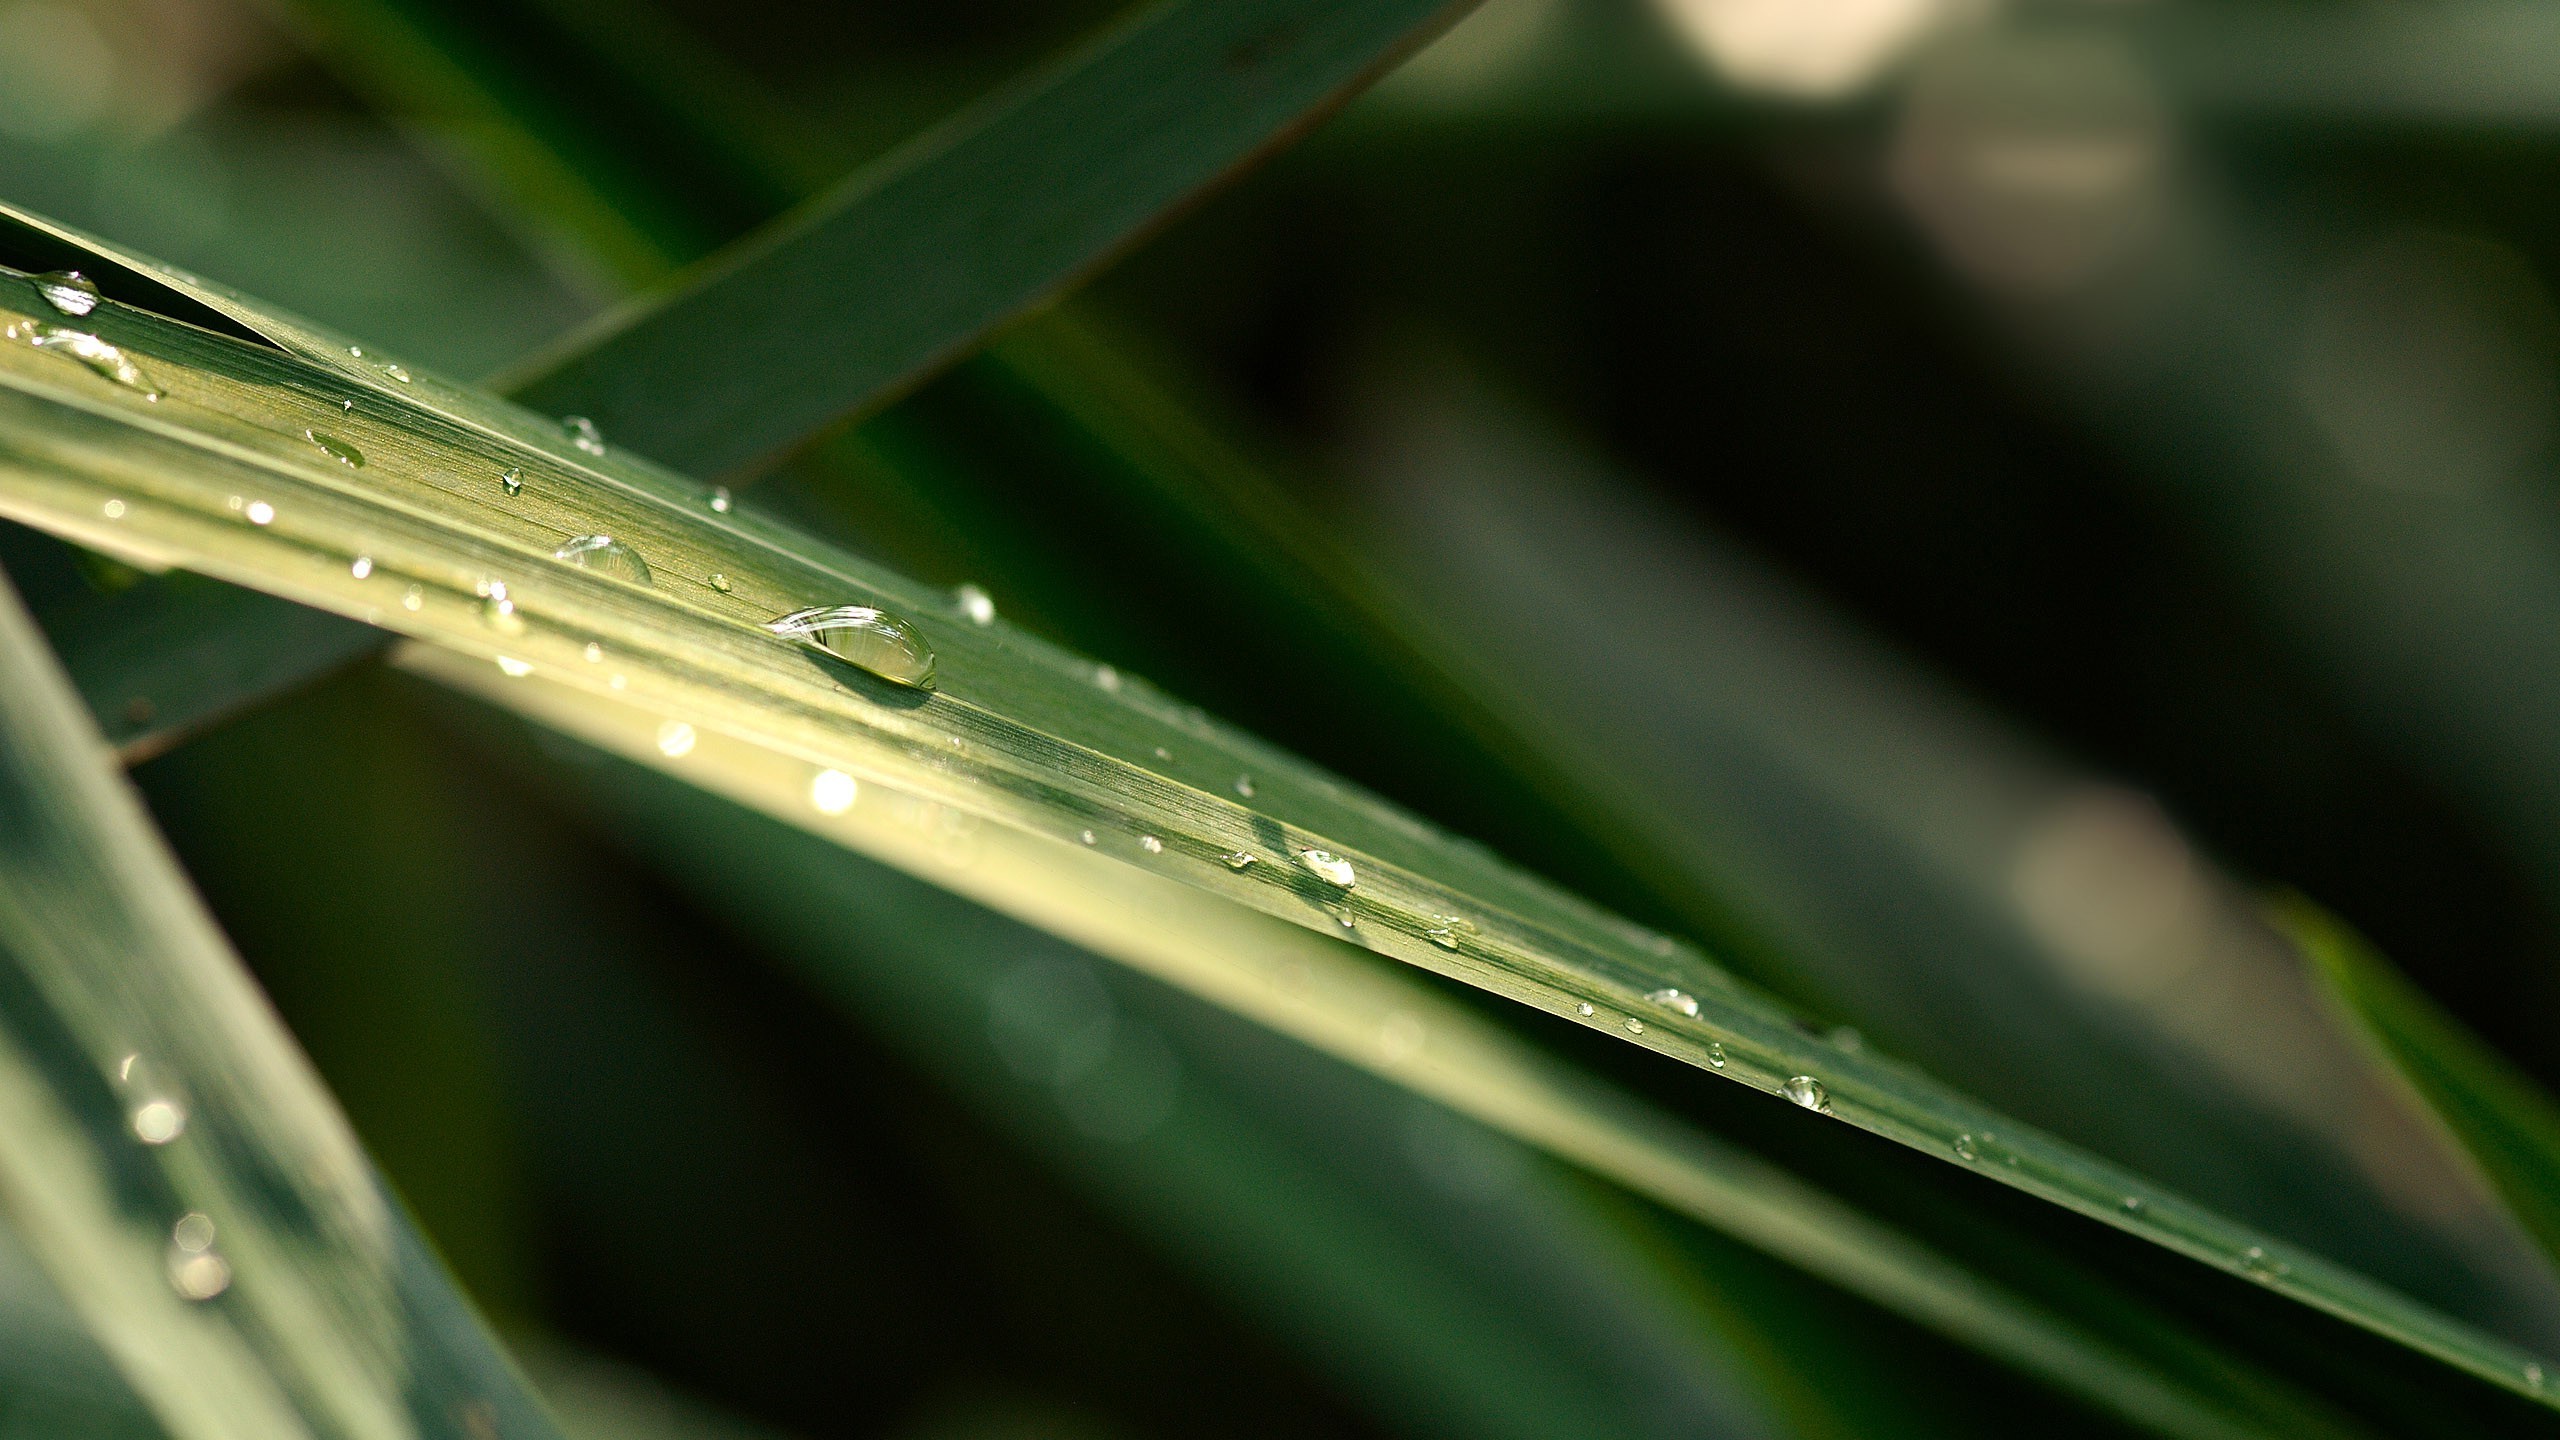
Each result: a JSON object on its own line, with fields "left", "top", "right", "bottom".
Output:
{"left": 811, "top": 769, "right": 857, "bottom": 815}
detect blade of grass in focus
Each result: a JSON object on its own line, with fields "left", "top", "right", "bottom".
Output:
{"left": 2276, "top": 897, "right": 2560, "bottom": 1274}
{"left": 0, "top": 235, "right": 2537, "bottom": 1419}
{"left": 0, "top": 558, "right": 560, "bottom": 1440}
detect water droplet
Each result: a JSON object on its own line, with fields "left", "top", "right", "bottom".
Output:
{"left": 707, "top": 485, "right": 732, "bottom": 513}
{"left": 305, "top": 429, "right": 363, "bottom": 467}
{"left": 23, "top": 324, "right": 159, "bottom": 395}
{"left": 2121, "top": 1195, "right": 2145, "bottom": 1214}
{"left": 1577, "top": 1002, "right": 1595, "bottom": 1017}
{"left": 1233, "top": 775, "right": 1255, "bottom": 798}
{"left": 553, "top": 534, "right": 653, "bottom": 585}
{"left": 1782, "top": 1076, "right": 1832, "bottom": 1114}
{"left": 1426, "top": 927, "right": 1462, "bottom": 950}
{"left": 132, "top": 1099, "right": 185, "bottom": 1144}
{"left": 1706, "top": 1042, "right": 1727, "bottom": 1068}
{"left": 709, "top": 573, "right": 732, "bottom": 593}
{"left": 382, "top": 363, "right": 410, "bottom": 383}
{"left": 1079, "top": 829, "right": 1097, "bottom": 846}
{"left": 954, "top": 583, "right": 996, "bottom": 625}
{"left": 171, "top": 1212, "right": 215, "bottom": 1253}
{"left": 34, "top": 270, "right": 100, "bottom": 317}
{"left": 479, "top": 582, "right": 524, "bottom": 635}
{"left": 1221, "top": 850, "right": 1256, "bottom": 870}
{"left": 101, "top": 498, "right": 124, "bottom": 519}
{"left": 1624, "top": 1017, "right": 1646, "bottom": 1034}
{"left": 1139, "top": 835, "right": 1163, "bottom": 854}
{"left": 1094, "top": 664, "right": 1122, "bottom": 692}
{"left": 350, "top": 555, "right": 373, "bottom": 579}
{"left": 244, "top": 501, "right": 274, "bottom": 526}
{"left": 494, "top": 656, "right": 533, "bottom": 678}
{"left": 583, "top": 642, "right": 604, "bottom": 663}
{"left": 811, "top": 769, "right": 857, "bottom": 814}
{"left": 563, "top": 415, "right": 606, "bottom": 455}
{"left": 168, "top": 1250, "right": 230, "bottom": 1301}
{"left": 402, "top": 585, "right": 423, "bottom": 612}
{"left": 1152, "top": 746, "right": 1172, "bottom": 761}
{"left": 1646, "top": 987, "right": 1699, "bottom": 1018}
{"left": 2527, "top": 1361, "right": 2546, "bottom": 1392}
{"left": 656, "top": 721, "right": 696, "bottom": 758}
{"left": 348, "top": 346, "right": 363, "bottom": 358}
{"left": 1297, "top": 849, "right": 1356, "bottom": 887}
{"left": 2239, "top": 1245, "right": 2287, "bottom": 1282}
{"left": 765, "top": 605, "right": 938, "bottom": 690}
{"left": 1954, "top": 1133, "right": 1979, "bottom": 1161}
{"left": 499, "top": 467, "right": 522, "bottom": 496}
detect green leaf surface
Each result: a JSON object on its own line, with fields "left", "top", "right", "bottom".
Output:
{"left": 0, "top": 227, "right": 2550, "bottom": 1418}
{"left": 496, "top": 0, "right": 1475, "bottom": 477}
{"left": 2278, "top": 897, "right": 2560, "bottom": 1278}
{"left": 0, "top": 561, "right": 557, "bottom": 1438}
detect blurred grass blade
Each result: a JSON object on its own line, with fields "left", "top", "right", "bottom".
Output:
{"left": 0, "top": 252, "right": 2550, "bottom": 1412}
{"left": 498, "top": 0, "right": 1477, "bottom": 477}
{"left": 2275, "top": 897, "right": 2560, "bottom": 1272}
{"left": 431, "top": 653, "right": 2344, "bottom": 1440}
{"left": 0, "top": 561, "right": 558, "bottom": 1439}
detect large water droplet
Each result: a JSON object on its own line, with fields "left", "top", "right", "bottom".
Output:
{"left": 766, "top": 605, "right": 937, "bottom": 690}
{"left": 33, "top": 270, "right": 99, "bottom": 317}
{"left": 553, "top": 533, "right": 653, "bottom": 585}
{"left": 23, "top": 324, "right": 159, "bottom": 395}
{"left": 1782, "top": 1076, "right": 1832, "bottom": 1113}
{"left": 1297, "top": 849, "right": 1356, "bottom": 887}
{"left": 1645, "top": 987, "right": 1699, "bottom": 1018}
{"left": 132, "top": 1099, "right": 185, "bottom": 1144}
{"left": 954, "top": 583, "right": 996, "bottom": 625}
{"left": 306, "top": 430, "right": 363, "bottom": 467}
{"left": 563, "top": 415, "right": 606, "bottom": 455}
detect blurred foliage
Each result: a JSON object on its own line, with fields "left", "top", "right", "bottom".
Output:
{"left": 11, "top": 0, "right": 2560, "bottom": 1435}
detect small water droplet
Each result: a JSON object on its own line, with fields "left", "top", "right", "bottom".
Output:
{"left": 348, "top": 346, "right": 362, "bottom": 358}
{"left": 499, "top": 467, "right": 522, "bottom": 496}
{"left": 656, "top": 720, "right": 696, "bottom": 758}
{"left": 1706, "top": 1042, "right": 1727, "bottom": 1068}
{"left": 1137, "top": 835, "right": 1164, "bottom": 854}
{"left": 479, "top": 581, "right": 524, "bottom": 636}
{"left": 102, "top": 498, "right": 125, "bottom": 519}
{"left": 171, "top": 1213, "right": 215, "bottom": 1254}
{"left": 563, "top": 415, "right": 606, "bottom": 455}
{"left": 1297, "top": 849, "right": 1357, "bottom": 887}
{"left": 1079, "top": 829, "right": 1098, "bottom": 846}
{"left": 382, "top": 363, "right": 410, "bottom": 383}
{"left": 132, "top": 1100, "right": 184, "bottom": 1144}
{"left": 2240, "top": 1246, "right": 2273, "bottom": 1280}
{"left": 708, "top": 485, "right": 732, "bottom": 513}
{"left": 23, "top": 324, "right": 159, "bottom": 394}
{"left": 1645, "top": 987, "right": 1699, "bottom": 1018}
{"left": 402, "top": 585, "right": 423, "bottom": 612}
{"left": 168, "top": 1250, "right": 230, "bottom": 1301}
{"left": 1233, "top": 775, "right": 1255, "bottom": 798}
{"left": 954, "top": 583, "right": 996, "bottom": 625}
{"left": 1221, "top": 850, "right": 1256, "bottom": 870}
{"left": 350, "top": 555, "right": 373, "bottom": 579}
{"left": 1782, "top": 1076, "right": 1832, "bottom": 1114}
{"left": 244, "top": 501, "right": 274, "bottom": 526}
{"left": 1624, "top": 1017, "right": 1646, "bottom": 1034}
{"left": 2527, "top": 1361, "right": 2546, "bottom": 1392}
{"left": 2121, "top": 1195, "right": 2145, "bottom": 1214}
{"left": 34, "top": 270, "right": 99, "bottom": 317}
{"left": 553, "top": 534, "right": 653, "bottom": 585}
{"left": 1426, "top": 927, "right": 1461, "bottom": 950}
{"left": 1152, "top": 745, "right": 1172, "bottom": 761}
{"left": 583, "top": 642, "right": 604, "bottom": 663}
{"left": 811, "top": 769, "right": 857, "bottom": 814}
{"left": 494, "top": 656, "right": 533, "bottom": 677}
{"left": 1954, "top": 1133, "right": 1979, "bottom": 1162}
{"left": 305, "top": 429, "right": 363, "bottom": 467}
{"left": 1577, "top": 1002, "right": 1595, "bottom": 1017}
{"left": 766, "top": 605, "right": 937, "bottom": 690}
{"left": 1093, "top": 664, "right": 1121, "bottom": 692}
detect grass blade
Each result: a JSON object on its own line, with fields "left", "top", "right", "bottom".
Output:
{"left": 497, "top": 0, "right": 1476, "bottom": 477}
{"left": 0, "top": 559, "right": 558, "bottom": 1439}
{"left": 0, "top": 246, "right": 2550, "bottom": 1414}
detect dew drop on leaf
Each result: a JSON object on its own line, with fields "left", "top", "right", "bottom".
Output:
{"left": 1624, "top": 1017, "right": 1645, "bottom": 1034}
{"left": 305, "top": 429, "right": 363, "bottom": 467}
{"left": 1782, "top": 1076, "right": 1832, "bottom": 1113}
{"left": 954, "top": 583, "right": 996, "bottom": 625}
{"left": 765, "top": 605, "right": 937, "bottom": 689}
{"left": 553, "top": 533, "right": 653, "bottom": 585}
{"left": 1221, "top": 850, "right": 1256, "bottom": 870}
{"left": 1140, "top": 835, "right": 1163, "bottom": 853}
{"left": 656, "top": 720, "right": 696, "bottom": 758}
{"left": 33, "top": 270, "right": 99, "bottom": 317}
{"left": 24, "top": 324, "right": 159, "bottom": 395}
{"left": 499, "top": 467, "right": 522, "bottom": 496}
{"left": 479, "top": 581, "right": 524, "bottom": 636}
{"left": 563, "top": 414, "right": 606, "bottom": 455}
{"left": 1706, "top": 1042, "right": 1726, "bottom": 1068}
{"left": 1297, "top": 849, "right": 1356, "bottom": 887}
{"left": 708, "top": 485, "right": 732, "bottom": 513}
{"left": 1645, "top": 987, "right": 1699, "bottom": 1017}
{"left": 132, "top": 1099, "right": 184, "bottom": 1144}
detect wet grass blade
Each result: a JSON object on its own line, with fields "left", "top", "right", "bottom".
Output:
{"left": 0, "top": 559, "right": 559, "bottom": 1439}
{"left": 0, "top": 251, "right": 2549, "bottom": 1415}
{"left": 497, "top": 0, "right": 1477, "bottom": 477}
{"left": 2276, "top": 896, "right": 2560, "bottom": 1274}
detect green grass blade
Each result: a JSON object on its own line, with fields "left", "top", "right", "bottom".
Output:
{"left": 0, "top": 560, "right": 559, "bottom": 1439}
{"left": 496, "top": 0, "right": 1475, "bottom": 477}
{"left": 2275, "top": 896, "right": 2560, "bottom": 1276}
{"left": 0, "top": 251, "right": 2549, "bottom": 1414}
